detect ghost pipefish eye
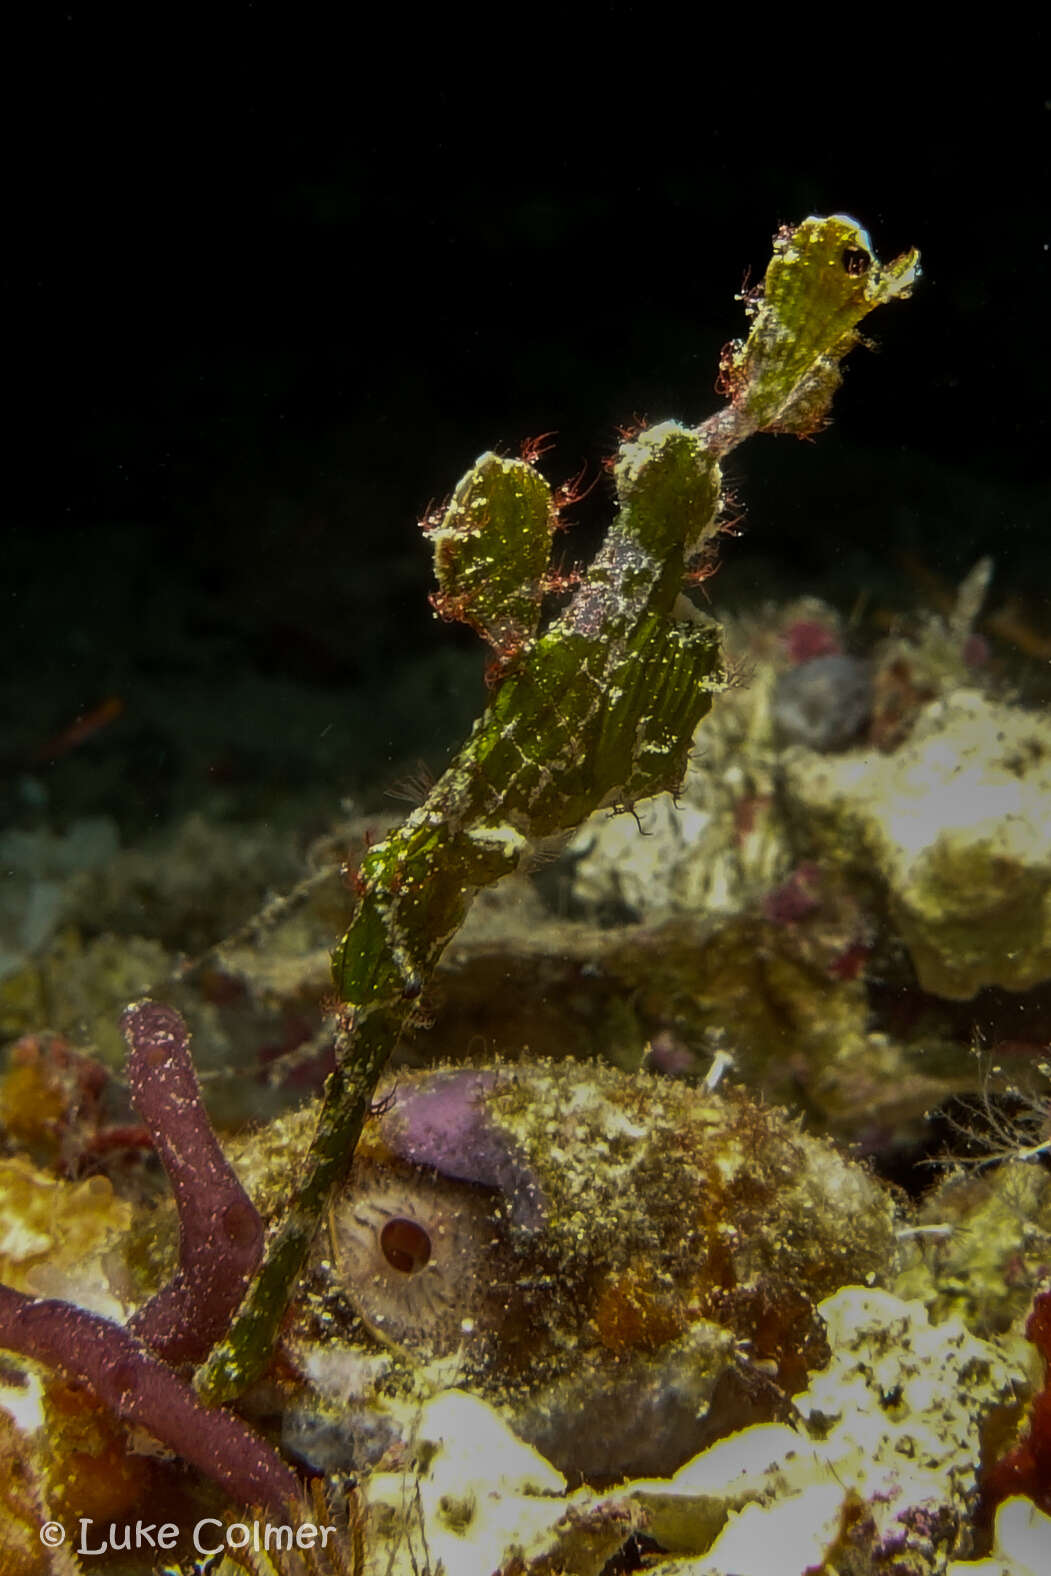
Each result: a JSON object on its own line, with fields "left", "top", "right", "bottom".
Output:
{"left": 328, "top": 1164, "right": 506, "bottom": 1358}
{"left": 841, "top": 245, "right": 871, "bottom": 276}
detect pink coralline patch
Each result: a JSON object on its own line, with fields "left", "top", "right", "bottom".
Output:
{"left": 762, "top": 863, "right": 823, "bottom": 927}
{"left": 982, "top": 1283, "right": 1051, "bottom": 1519}
{"left": 732, "top": 791, "right": 773, "bottom": 846}
{"left": 782, "top": 619, "right": 843, "bottom": 664}
{"left": 963, "top": 631, "right": 990, "bottom": 668}
{"left": 826, "top": 940, "right": 872, "bottom": 982}
{"left": 647, "top": 1031, "right": 701, "bottom": 1078}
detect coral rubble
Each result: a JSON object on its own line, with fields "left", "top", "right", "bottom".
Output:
{"left": 359, "top": 1290, "right": 1022, "bottom": 1576}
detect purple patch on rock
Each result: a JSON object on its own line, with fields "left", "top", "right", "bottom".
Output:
{"left": 383, "top": 1070, "right": 546, "bottom": 1230}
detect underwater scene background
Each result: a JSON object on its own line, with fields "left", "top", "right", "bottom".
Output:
{"left": 2, "top": 23, "right": 1049, "bottom": 1576}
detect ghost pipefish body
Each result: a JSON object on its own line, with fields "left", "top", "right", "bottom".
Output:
{"left": 200, "top": 215, "right": 919, "bottom": 1406}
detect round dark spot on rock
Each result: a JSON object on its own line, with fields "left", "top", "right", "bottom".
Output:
{"left": 380, "top": 1218, "right": 432, "bottom": 1274}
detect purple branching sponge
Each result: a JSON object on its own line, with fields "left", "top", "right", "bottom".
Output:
{"left": 122, "top": 998, "right": 264, "bottom": 1363}
{"left": 0, "top": 1284, "right": 297, "bottom": 1510}
{"left": 0, "top": 998, "right": 298, "bottom": 1512}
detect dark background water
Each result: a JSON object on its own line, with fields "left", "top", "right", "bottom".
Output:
{"left": 5, "top": 16, "right": 1048, "bottom": 834}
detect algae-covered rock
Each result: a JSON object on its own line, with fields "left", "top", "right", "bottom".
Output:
{"left": 895, "top": 1157, "right": 1051, "bottom": 1343}
{"left": 0, "top": 818, "right": 120, "bottom": 984}
{"left": 628, "top": 1289, "right": 1020, "bottom": 1573}
{"left": 271, "top": 1059, "right": 902, "bottom": 1481}
{"left": 0, "top": 1403, "right": 53, "bottom": 1576}
{"left": 0, "top": 931, "right": 170, "bottom": 1061}
{"left": 0, "top": 1156, "right": 133, "bottom": 1317}
{"left": 785, "top": 689, "right": 1051, "bottom": 999}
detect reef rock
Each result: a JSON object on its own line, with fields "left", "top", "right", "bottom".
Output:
{"left": 362, "top": 1389, "right": 642, "bottom": 1576}
{"left": 270, "top": 1059, "right": 900, "bottom": 1482}
{"left": 358, "top": 1289, "right": 1022, "bottom": 1576}
{"left": 784, "top": 689, "right": 1051, "bottom": 999}
{"left": 629, "top": 1288, "right": 1021, "bottom": 1573}
{"left": 947, "top": 1496, "right": 1051, "bottom": 1576}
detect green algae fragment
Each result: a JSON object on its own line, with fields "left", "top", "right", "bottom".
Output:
{"left": 198, "top": 215, "right": 918, "bottom": 1404}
